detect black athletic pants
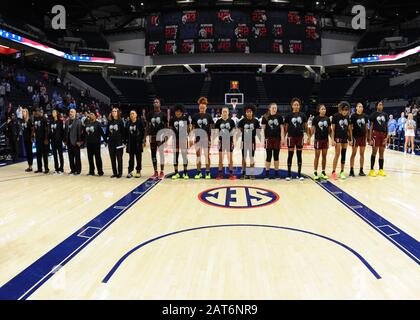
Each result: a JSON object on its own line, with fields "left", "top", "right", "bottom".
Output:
{"left": 51, "top": 140, "right": 64, "bottom": 172}
{"left": 35, "top": 139, "right": 49, "bottom": 171}
{"left": 68, "top": 143, "right": 81, "bottom": 173}
{"left": 87, "top": 143, "right": 103, "bottom": 174}
{"left": 109, "top": 143, "right": 123, "bottom": 176}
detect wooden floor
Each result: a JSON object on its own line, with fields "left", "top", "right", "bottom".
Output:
{"left": 0, "top": 144, "right": 419, "bottom": 299}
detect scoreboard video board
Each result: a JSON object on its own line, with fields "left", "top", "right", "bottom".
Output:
{"left": 146, "top": 9, "right": 320, "bottom": 56}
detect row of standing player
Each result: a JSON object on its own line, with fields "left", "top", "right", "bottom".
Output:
{"left": 17, "top": 97, "right": 390, "bottom": 181}
{"left": 142, "top": 97, "right": 390, "bottom": 181}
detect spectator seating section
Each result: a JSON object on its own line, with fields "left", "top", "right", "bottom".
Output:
{"left": 262, "top": 73, "right": 314, "bottom": 103}
{"left": 351, "top": 76, "right": 391, "bottom": 101}
{"left": 70, "top": 72, "right": 118, "bottom": 102}
{"left": 152, "top": 73, "right": 206, "bottom": 104}
{"left": 319, "top": 77, "right": 357, "bottom": 103}
{"left": 110, "top": 78, "right": 148, "bottom": 104}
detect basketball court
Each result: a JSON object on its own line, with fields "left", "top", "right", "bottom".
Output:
{"left": 1, "top": 143, "right": 419, "bottom": 300}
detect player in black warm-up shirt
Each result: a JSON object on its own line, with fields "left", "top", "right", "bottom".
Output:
{"left": 107, "top": 107, "right": 125, "bottom": 178}
{"left": 191, "top": 97, "right": 214, "bottom": 179}
{"left": 84, "top": 112, "right": 106, "bottom": 176}
{"left": 5, "top": 113, "right": 19, "bottom": 162}
{"left": 310, "top": 104, "right": 331, "bottom": 181}
{"left": 349, "top": 102, "right": 369, "bottom": 177}
{"left": 238, "top": 104, "right": 260, "bottom": 180}
{"left": 21, "top": 108, "right": 34, "bottom": 172}
{"left": 169, "top": 104, "right": 190, "bottom": 180}
{"left": 33, "top": 108, "right": 49, "bottom": 173}
{"left": 125, "top": 110, "right": 145, "bottom": 178}
{"left": 147, "top": 99, "right": 167, "bottom": 179}
{"left": 369, "top": 101, "right": 389, "bottom": 177}
{"left": 284, "top": 98, "right": 308, "bottom": 181}
{"left": 215, "top": 106, "right": 236, "bottom": 180}
{"left": 331, "top": 101, "right": 351, "bottom": 180}
{"left": 261, "top": 103, "right": 284, "bottom": 179}
{"left": 49, "top": 109, "right": 64, "bottom": 174}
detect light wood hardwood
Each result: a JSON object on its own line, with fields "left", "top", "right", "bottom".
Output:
{"left": 1, "top": 145, "right": 419, "bottom": 299}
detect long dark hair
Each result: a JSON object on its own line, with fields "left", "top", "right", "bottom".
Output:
{"left": 108, "top": 107, "right": 122, "bottom": 121}
{"left": 264, "top": 102, "right": 277, "bottom": 121}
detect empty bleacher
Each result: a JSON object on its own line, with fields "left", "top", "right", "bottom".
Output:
{"left": 319, "top": 77, "right": 357, "bottom": 103}
{"left": 351, "top": 76, "right": 391, "bottom": 101}
{"left": 70, "top": 71, "right": 118, "bottom": 102}
{"left": 262, "top": 73, "right": 314, "bottom": 103}
{"left": 152, "top": 73, "right": 206, "bottom": 104}
{"left": 110, "top": 77, "right": 149, "bottom": 104}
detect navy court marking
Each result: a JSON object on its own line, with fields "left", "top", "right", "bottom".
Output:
{"left": 0, "top": 177, "right": 161, "bottom": 300}
{"left": 102, "top": 223, "right": 382, "bottom": 283}
{"left": 315, "top": 180, "right": 420, "bottom": 265}
{"left": 1, "top": 167, "right": 419, "bottom": 299}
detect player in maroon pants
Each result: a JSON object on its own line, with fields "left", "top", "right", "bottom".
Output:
{"left": 349, "top": 102, "right": 369, "bottom": 177}
{"left": 215, "top": 106, "right": 236, "bottom": 180}
{"left": 369, "top": 101, "right": 389, "bottom": 177}
{"left": 331, "top": 101, "right": 351, "bottom": 180}
{"left": 310, "top": 104, "right": 331, "bottom": 181}
{"left": 261, "top": 103, "right": 284, "bottom": 179}
{"left": 284, "top": 98, "right": 308, "bottom": 181}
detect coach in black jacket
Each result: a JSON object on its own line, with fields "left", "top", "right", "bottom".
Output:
{"left": 49, "top": 109, "right": 65, "bottom": 174}
{"left": 64, "top": 108, "right": 83, "bottom": 175}
{"left": 33, "top": 108, "right": 50, "bottom": 173}
{"left": 125, "top": 110, "right": 145, "bottom": 178}
{"left": 84, "top": 111, "right": 106, "bottom": 176}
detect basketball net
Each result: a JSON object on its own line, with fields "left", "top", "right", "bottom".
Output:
{"left": 231, "top": 99, "right": 238, "bottom": 111}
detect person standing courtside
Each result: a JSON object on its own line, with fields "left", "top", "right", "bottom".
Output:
{"left": 33, "top": 108, "right": 49, "bottom": 173}
{"left": 64, "top": 108, "right": 83, "bottom": 175}
{"left": 284, "top": 98, "right": 308, "bottom": 181}
{"left": 369, "top": 101, "right": 389, "bottom": 177}
{"left": 21, "top": 108, "right": 34, "bottom": 172}
{"left": 146, "top": 99, "right": 167, "bottom": 179}
{"left": 84, "top": 111, "right": 106, "bottom": 176}
{"left": 49, "top": 109, "right": 64, "bottom": 174}
{"left": 261, "top": 103, "right": 284, "bottom": 179}
{"left": 5, "top": 113, "right": 19, "bottom": 162}
{"left": 107, "top": 107, "right": 125, "bottom": 178}
{"left": 349, "top": 102, "right": 368, "bottom": 177}
{"left": 125, "top": 110, "right": 145, "bottom": 178}
{"left": 192, "top": 97, "right": 214, "bottom": 179}
{"left": 238, "top": 104, "right": 261, "bottom": 180}
{"left": 169, "top": 104, "right": 190, "bottom": 180}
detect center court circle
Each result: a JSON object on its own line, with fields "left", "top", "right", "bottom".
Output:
{"left": 198, "top": 186, "right": 279, "bottom": 209}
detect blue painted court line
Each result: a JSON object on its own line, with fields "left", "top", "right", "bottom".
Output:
{"left": 0, "top": 178, "right": 161, "bottom": 300}
{"left": 1, "top": 167, "right": 419, "bottom": 299}
{"left": 315, "top": 180, "right": 420, "bottom": 266}
{"left": 102, "top": 223, "right": 382, "bottom": 283}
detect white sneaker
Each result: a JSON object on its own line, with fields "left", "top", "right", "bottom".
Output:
{"left": 285, "top": 176, "right": 291, "bottom": 181}
{"left": 412, "top": 151, "right": 415, "bottom": 155}
{"left": 299, "top": 176, "right": 305, "bottom": 181}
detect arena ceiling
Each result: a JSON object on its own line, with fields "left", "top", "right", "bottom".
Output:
{"left": 0, "top": 0, "right": 419, "bottom": 31}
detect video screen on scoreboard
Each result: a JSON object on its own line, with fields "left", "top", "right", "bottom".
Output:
{"left": 146, "top": 9, "right": 320, "bottom": 56}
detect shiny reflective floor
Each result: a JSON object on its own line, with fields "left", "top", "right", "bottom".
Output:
{"left": 0, "top": 144, "right": 419, "bottom": 299}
